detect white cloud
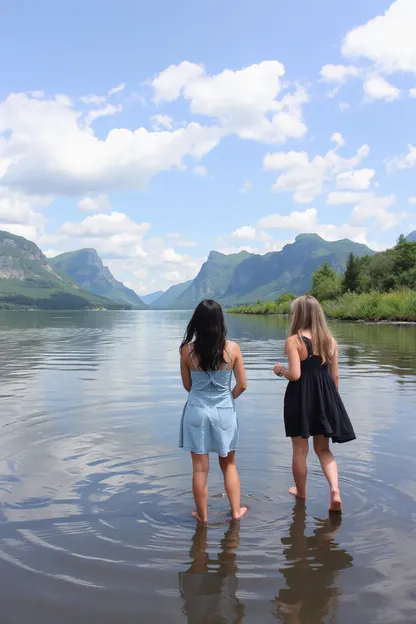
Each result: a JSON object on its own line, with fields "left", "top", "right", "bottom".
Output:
{"left": 152, "top": 60, "right": 308, "bottom": 144}
{"left": 263, "top": 137, "right": 370, "bottom": 203}
{"left": 85, "top": 103, "right": 123, "bottom": 125}
{"left": 257, "top": 207, "right": 372, "bottom": 245}
{"left": 152, "top": 61, "right": 205, "bottom": 102}
{"left": 320, "top": 64, "right": 360, "bottom": 83}
{"left": 388, "top": 144, "right": 416, "bottom": 170}
{"left": 151, "top": 114, "right": 174, "bottom": 130}
{"left": 331, "top": 132, "right": 345, "bottom": 148}
{"left": 0, "top": 187, "right": 51, "bottom": 243}
{"left": 0, "top": 223, "right": 40, "bottom": 239}
{"left": 342, "top": 0, "right": 416, "bottom": 75}
{"left": 409, "top": 88, "right": 416, "bottom": 98}
{"left": 408, "top": 197, "right": 416, "bottom": 204}
{"left": 108, "top": 83, "right": 126, "bottom": 96}
{"left": 258, "top": 208, "right": 318, "bottom": 230}
{"left": 352, "top": 194, "right": 400, "bottom": 230}
{"left": 0, "top": 92, "right": 222, "bottom": 196}
{"left": 328, "top": 191, "right": 402, "bottom": 230}
{"left": 231, "top": 226, "right": 257, "bottom": 239}
{"left": 327, "top": 191, "right": 371, "bottom": 205}
{"left": 339, "top": 102, "right": 351, "bottom": 112}
{"left": 80, "top": 94, "right": 107, "bottom": 105}
{"left": 78, "top": 194, "right": 111, "bottom": 212}
{"left": 363, "top": 76, "right": 400, "bottom": 102}
{"left": 193, "top": 165, "right": 207, "bottom": 176}
{"left": 336, "top": 168, "right": 375, "bottom": 190}
{"left": 240, "top": 180, "right": 252, "bottom": 193}
{"left": 60, "top": 211, "right": 150, "bottom": 238}
{"left": 42, "top": 248, "right": 59, "bottom": 258}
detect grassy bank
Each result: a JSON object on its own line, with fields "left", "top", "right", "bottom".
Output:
{"left": 228, "top": 290, "right": 416, "bottom": 322}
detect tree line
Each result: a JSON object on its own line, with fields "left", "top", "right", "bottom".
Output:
{"left": 310, "top": 235, "right": 416, "bottom": 301}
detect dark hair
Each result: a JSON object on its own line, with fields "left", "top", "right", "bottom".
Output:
{"left": 180, "top": 299, "right": 227, "bottom": 371}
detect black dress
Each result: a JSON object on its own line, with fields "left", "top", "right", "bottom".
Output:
{"left": 284, "top": 337, "right": 356, "bottom": 443}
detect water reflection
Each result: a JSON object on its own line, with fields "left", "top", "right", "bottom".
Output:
{"left": 179, "top": 521, "right": 245, "bottom": 623}
{"left": 273, "top": 502, "right": 353, "bottom": 623}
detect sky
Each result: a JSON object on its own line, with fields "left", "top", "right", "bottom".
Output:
{"left": 0, "top": 0, "right": 415, "bottom": 295}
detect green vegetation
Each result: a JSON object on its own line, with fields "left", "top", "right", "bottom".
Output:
{"left": 0, "top": 231, "right": 128, "bottom": 310}
{"left": 323, "top": 290, "right": 416, "bottom": 321}
{"left": 229, "top": 293, "right": 296, "bottom": 315}
{"left": 229, "top": 236, "right": 416, "bottom": 322}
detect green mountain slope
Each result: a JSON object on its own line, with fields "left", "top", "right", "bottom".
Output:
{"left": 49, "top": 248, "right": 147, "bottom": 309}
{"left": 221, "top": 234, "right": 375, "bottom": 304}
{"left": 0, "top": 230, "right": 127, "bottom": 310}
{"left": 173, "top": 251, "right": 253, "bottom": 308}
{"left": 151, "top": 280, "right": 193, "bottom": 309}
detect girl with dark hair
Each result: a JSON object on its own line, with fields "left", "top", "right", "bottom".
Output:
{"left": 179, "top": 300, "right": 248, "bottom": 524}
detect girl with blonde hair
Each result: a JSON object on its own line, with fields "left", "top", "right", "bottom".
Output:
{"left": 274, "top": 295, "right": 355, "bottom": 511}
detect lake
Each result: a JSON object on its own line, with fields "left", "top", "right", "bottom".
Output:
{"left": 0, "top": 310, "right": 415, "bottom": 624}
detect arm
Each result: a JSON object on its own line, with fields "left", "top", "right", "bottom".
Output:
{"left": 328, "top": 340, "right": 339, "bottom": 389}
{"left": 274, "top": 337, "right": 301, "bottom": 382}
{"left": 231, "top": 343, "right": 247, "bottom": 400}
{"left": 180, "top": 347, "right": 192, "bottom": 392}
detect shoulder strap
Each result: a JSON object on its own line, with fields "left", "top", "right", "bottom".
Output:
{"left": 188, "top": 344, "right": 198, "bottom": 371}
{"left": 227, "top": 340, "right": 233, "bottom": 364}
{"left": 302, "top": 336, "right": 313, "bottom": 358}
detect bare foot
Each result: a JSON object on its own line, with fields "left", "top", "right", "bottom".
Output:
{"left": 289, "top": 487, "right": 306, "bottom": 500}
{"left": 232, "top": 506, "right": 248, "bottom": 520}
{"left": 191, "top": 511, "right": 208, "bottom": 524}
{"left": 329, "top": 489, "right": 342, "bottom": 512}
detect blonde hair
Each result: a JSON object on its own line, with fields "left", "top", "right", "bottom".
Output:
{"left": 289, "top": 295, "right": 334, "bottom": 363}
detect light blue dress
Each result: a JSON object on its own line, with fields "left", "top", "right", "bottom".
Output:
{"left": 179, "top": 342, "right": 239, "bottom": 457}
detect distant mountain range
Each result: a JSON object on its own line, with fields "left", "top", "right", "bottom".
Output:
{"left": 407, "top": 230, "right": 416, "bottom": 243}
{"left": 49, "top": 249, "right": 147, "bottom": 309}
{"left": 0, "top": 228, "right": 413, "bottom": 310}
{"left": 147, "top": 234, "right": 375, "bottom": 309}
{"left": 0, "top": 230, "right": 127, "bottom": 310}
{"left": 141, "top": 290, "right": 164, "bottom": 305}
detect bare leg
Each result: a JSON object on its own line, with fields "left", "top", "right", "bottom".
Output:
{"left": 290, "top": 438, "right": 308, "bottom": 499}
{"left": 218, "top": 452, "right": 248, "bottom": 520}
{"left": 313, "top": 436, "right": 342, "bottom": 512}
{"left": 191, "top": 452, "right": 209, "bottom": 523}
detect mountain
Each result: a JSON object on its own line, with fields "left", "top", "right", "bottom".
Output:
{"left": 173, "top": 251, "right": 254, "bottom": 308}
{"left": 151, "top": 279, "right": 193, "bottom": 309}
{"left": 220, "top": 234, "right": 375, "bottom": 305}
{"left": 406, "top": 231, "right": 416, "bottom": 242}
{"left": 158, "top": 234, "right": 375, "bottom": 309}
{"left": 142, "top": 290, "right": 164, "bottom": 305}
{"left": 0, "top": 230, "right": 127, "bottom": 310}
{"left": 49, "top": 249, "right": 147, "bottom": 309}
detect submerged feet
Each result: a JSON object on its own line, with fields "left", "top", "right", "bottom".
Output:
{"left": 191, "top": 506, "right": 248, "bottom": 523}
{"left": 191, "top": 511, "right": 208, "bottom": 524}
{"left": 329, "top": 489, "right": 342, "bottom": 512}
{"left": 232, "top": 506, "right": 248, "bottom": 520}
{"left": 289, "top": 486, "right": 306, "bottom": 500}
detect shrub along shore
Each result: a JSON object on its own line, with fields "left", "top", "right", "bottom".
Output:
{"left": 228, "top": 290, "right": 416, "bottom": 322}
{"left": 229, "top": 236, "right": 416, "bottom": 322}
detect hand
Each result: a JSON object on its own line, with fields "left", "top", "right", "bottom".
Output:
{"left": 274, "top": 362, "right": 284, "bottom": 377}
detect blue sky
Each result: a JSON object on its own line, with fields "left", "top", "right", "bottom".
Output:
{"left": 0, "top": 0, "right": 415, "bottom": 294}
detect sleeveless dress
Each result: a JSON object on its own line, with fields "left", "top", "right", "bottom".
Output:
{"left": 284, "top": 337, "right": 355, "bottom": 444}
{"left": 179, "top": 342, "right": 238, "bottom": 457}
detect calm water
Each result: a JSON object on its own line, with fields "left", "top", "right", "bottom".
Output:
{"left": 0, "top": 311, "right": 415, "bottom": 624}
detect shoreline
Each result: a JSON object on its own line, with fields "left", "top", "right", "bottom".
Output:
{"left": 227, "top": 311, "right": 416, "bottom": 325}
{"left": 228, "top": 290, "right": 416, "bottom": 324}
